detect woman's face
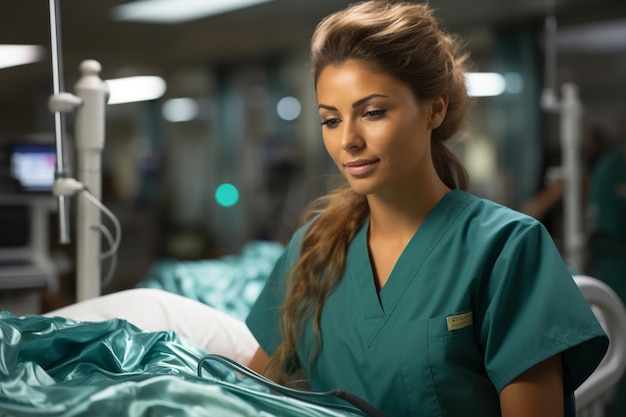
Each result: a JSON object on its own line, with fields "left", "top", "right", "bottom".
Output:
{"left": 316, "top": 59, "right": 443, "bottom": 198}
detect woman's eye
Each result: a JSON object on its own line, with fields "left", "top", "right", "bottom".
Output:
{"left": 364, "top": 109, "right": 386, "bottom": 119}
{"left": 321, "top": 118, "right": 341, "bottom": 128}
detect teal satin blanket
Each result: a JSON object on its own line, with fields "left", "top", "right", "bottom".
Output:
{"left": 138, "top": 241, "right": 284, "bottom": 320}
{"left": 0, "top": 312, "right": 355, "bottom": 417}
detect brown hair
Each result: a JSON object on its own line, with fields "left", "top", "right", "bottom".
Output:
{"left": 264, "top": 0, "right": 471, "bottom": 384}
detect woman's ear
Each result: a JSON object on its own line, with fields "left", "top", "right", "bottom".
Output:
{"left": 429, "top": 96, "right": 448, "bottom": 129}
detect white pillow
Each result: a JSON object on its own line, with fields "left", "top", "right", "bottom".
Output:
{"left": 45, "top": 288, "right": 259, "bottom": 365}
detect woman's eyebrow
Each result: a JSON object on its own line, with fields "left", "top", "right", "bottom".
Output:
{"left": 352, "top": 93, "right": 388, "bottom": 108}
{"left": 317, "top": 93, "right": 388, "bottom": 111}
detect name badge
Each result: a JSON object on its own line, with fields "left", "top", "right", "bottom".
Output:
{"left": 446, "top": 311, "right": 473, "bottom": 331}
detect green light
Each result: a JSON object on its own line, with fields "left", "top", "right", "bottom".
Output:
{"left": 215, "top": 183, "right": 239, "bottom": 207}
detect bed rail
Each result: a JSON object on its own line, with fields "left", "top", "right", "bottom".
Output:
{"left": 574, "top": 275, "right": 626, "bottom": 416}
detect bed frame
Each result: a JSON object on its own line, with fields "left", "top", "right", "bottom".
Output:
{"left": 574, "top": 275, "right": 626, "bottom": 417}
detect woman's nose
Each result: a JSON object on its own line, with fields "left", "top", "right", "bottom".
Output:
{"left": 341, "top": 123, "right": 364, "bottom": 151}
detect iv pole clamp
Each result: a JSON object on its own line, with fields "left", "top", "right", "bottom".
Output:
{"left": 48, "top": 0, "right": 109, "bottom": 301}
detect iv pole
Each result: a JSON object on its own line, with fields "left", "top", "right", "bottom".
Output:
{"left": 48, "top": 0, "right": 109, "bottom": 301}
{"left": 48, "top": 0, "right": 70, "bottom": 246}
{"left": 540, "top": 9, "right": 585, "bottom": 272}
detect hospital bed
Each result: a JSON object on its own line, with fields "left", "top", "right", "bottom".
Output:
{"left": 0, "top": 241, "right": 624, "bottom": 416}
{"left": 0, "top": 243, "right": 370, "bottom": 417}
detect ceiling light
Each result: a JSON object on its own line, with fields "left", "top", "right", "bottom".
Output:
{"left": 556, "top": 18, "right": 626, "bottom": 53}
{"left": 112, "top": 0, "right": 274, "bottom": 24}
{"left": 162, "top": 97, "right": 199, "bottom": 122}
{"left": 504, "top": 72, "right": 524, "bottom": 94}
{"left": 106, "top": 76, "right": 167, "bottom": 105}
{"left": 465, "top": 72, "right": 506, "bottom": 97}
{"left": 276, "top": 96, "right": 301, "bottom": 121}
{"left": 0, "top": 45, "right": 45, "bottom": 70}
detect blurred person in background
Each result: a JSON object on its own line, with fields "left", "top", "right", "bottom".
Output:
{"left": 589, "top": 119, "right": 626, "bottom": 417}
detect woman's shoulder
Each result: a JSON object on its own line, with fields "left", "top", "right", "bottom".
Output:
{"left": 456, "top": 190, "right": 540, "bottom": 224}
{"left": 278, "top": 216, "right": 319, "bottom": 260}
{"left": 452, "top": 190, "right": 546, "bottom": 239}
{"left": 288, "top": 216, "right": 317, "bottom": 244}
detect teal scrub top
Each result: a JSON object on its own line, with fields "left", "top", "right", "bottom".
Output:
{"left": 590, "top": 144, "right": 626, "bottom": 246}
{"left": 590, "top": 144, "right": 626, "bottom": 301}
{"left": 246, "top": 190, "right": 608, "bottom": 417}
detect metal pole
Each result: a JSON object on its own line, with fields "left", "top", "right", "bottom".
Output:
{"left": 540, "top": 15, "right": 559, "bottom": 112}
{"left": 48, "top": 0, "right": 71, "bottom": 245}
{"left": 560, "top": 83, "right": 584, "bottom": 271}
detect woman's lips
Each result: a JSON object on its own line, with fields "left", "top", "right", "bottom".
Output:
{"left": 344, "top": 159, "right": 379, "bottom": 176}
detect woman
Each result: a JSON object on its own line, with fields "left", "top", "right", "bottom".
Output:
{"left": 245, "top": 1, "right": 608, "bottom": 417}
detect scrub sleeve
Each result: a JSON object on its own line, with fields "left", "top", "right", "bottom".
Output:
{"left": 476, "top": 221, "right": 608, "bottom": 396}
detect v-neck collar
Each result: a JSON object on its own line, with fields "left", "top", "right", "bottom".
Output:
{"left": 346, "top": 190, "right": 473, "bottom": 345}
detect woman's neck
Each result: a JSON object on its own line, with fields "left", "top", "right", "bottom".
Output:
{"left": 365, "top": 178, "right": 450, "bottom": 290}
{"left": 366, "top": 178, "right": 451, "bottom": 244}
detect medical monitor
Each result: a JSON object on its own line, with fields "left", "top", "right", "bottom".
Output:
{"left": 9, "top": 144, "right": 56, "bottom": 193}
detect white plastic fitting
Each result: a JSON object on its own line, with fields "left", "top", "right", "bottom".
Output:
{"left": 48, "top": 91, "right": 83, "bottom": 113}
{"left": 53, "top": 177, "right": 85, "bottom": 197}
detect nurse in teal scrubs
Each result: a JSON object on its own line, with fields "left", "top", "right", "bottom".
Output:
{"left": 245, "top": 2, "right": 608, "bottom": 417}
{"left": 589, "top": 139, "right": 626, "bottom": 417}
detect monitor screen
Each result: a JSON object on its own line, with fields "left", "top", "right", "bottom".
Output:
{"left": 10, "top": 144, "right": 57, "bottom": 193}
